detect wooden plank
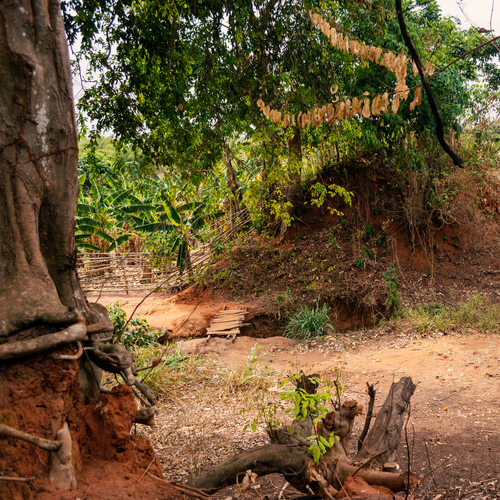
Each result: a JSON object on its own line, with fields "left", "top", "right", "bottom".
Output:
{"left": 208, "top": 322, "right": 250, "bottom": 330}
{"left": 212, "top": 313, "right": 247, "bottom": 319}
{"left": 207, "top": 328, "right": 240, "bottom": 335}
{"left": 211, "top": 318, "right": 246, "bottom": 324}
{"left": 212, "top": 317, "right": 246, "bottom": 322}
{"left": 215, "top": 310, "right": 247, "bottom": 314}
{"left": 206, "top": 330, "right": 240, "bottom": 336}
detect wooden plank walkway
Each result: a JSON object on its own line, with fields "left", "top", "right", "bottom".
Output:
{"left": 206, "top": 306, "right": 249, "bottom": 342}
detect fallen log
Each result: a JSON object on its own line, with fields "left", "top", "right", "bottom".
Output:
{"left": 188, "top": 374, "right": 420, "bottom": 496}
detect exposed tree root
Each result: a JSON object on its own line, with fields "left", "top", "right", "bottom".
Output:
{"left": 0, "top": 323, "right": 86, "bottom": 361}
{"left": 0, "top": 424, "right": 62, "bottom": 452}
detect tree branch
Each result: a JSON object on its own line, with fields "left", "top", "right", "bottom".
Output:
{"left": 395, "top": 0, "right": 463, "bottom": 167}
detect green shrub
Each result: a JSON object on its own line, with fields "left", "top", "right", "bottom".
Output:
{"left": 107, "top": 301, "right": 159, "bottom": 348}
{"left": 284, "top": 300, "right": 335, "bottom": 339}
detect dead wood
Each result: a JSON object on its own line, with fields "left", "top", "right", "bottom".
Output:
{"left": 188, "top": 375, "right": 419, "bottom": 496}
{"left": 356, "top": 376, "right": 416, "bottom": 467}
{"left": 335, "top": 462, "right": 420, "bottom": 492}
{"left": 0, "top": 424, "right": 62, "bottom": 452}
{"left": 358, "top": 382, "right": 376, "bottom": 452}
{"left": 0, "top": 323, "right": 86, "bottom": 361}
{"left": 187, "top": 444, "right": 309, "bottom": 490}
{"left": 135, "top": 407, "right": 156, "bottom": 426}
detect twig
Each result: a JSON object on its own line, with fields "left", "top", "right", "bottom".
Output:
{"left": 0, "top": 476, "right": 35, "bottom": 482}
{"left": 424, "top": 442, "right": 438, "bottom": 487}
{"left": 140, "top": 289, "right": 207, "bottom": 384}
{"left": 418, "top": 457, "right": 453, "bottom": 485}
{"left": 396, "top": 0, "right": 462, "bottom": 166}
{"left": 137, "top": 458, "right": 156, "bottom": 483}
{"left": 278, "top": 481, "right": 289, "bottom": 500}
{"left": 357, "top": 382, "right": 376, "bottom": 452}
{"left": 131, "top": 386, "right": 150, "bottom": 407}
{"left": 351, "top": 449, "right": 389, "bottom": 477}
{"left": 75, "top": 464, "right": 90, "bottom": 485}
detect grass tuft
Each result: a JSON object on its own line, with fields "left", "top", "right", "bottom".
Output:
{"left": 284, "top": 300, "right": 335, "bottom": 339}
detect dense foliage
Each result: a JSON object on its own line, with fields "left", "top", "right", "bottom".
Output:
{"left": 65, "top": 0, "right": 500, "bottom": 235}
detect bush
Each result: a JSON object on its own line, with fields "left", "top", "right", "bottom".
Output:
{"left": 107, "top": 301, "right": 160, "bottom": 348}
{"left": 284, "top": 300, "right": 335, "bottom": 339}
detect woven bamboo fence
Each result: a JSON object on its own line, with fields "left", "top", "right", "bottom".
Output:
{"left": 77, "top": 210, "right": 251, "bottom": 294}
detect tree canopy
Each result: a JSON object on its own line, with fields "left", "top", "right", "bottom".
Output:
{"left": 65, "top": 0, "right": 499, "bottom": 171}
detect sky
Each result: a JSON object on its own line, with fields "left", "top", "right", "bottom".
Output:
{"left": 437, "top": 0, "right": 499, "bottom": 33}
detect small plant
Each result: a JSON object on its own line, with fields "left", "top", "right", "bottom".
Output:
{"left": 376, "top": 230, "right": 388, "bottom": 246}
{"left": 107, "top": 301, "right": 158, "bottom": 348}
{"left": 382, "top": 261, "right": 400, "bottom": 309}
{"left": 354, "top": 256, "right": 364, "bottom": 269}
{"left": 212, "top": 343, "right": 270, "bottom": 393}
{"left": 329, "top": 230, "right": 339, "bottom": 252}
{"left": 242, "top": 373, "right": 341, "bottom": 462}
{"left": 402, "top": 295, "right": 500, "bottom": 333}
{"left": 284, "top": 300, "right": 335, "bottom": 339}
{"left": 363, "top": 223, "right": 374, "bottom": 239}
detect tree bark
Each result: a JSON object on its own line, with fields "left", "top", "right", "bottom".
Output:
{"left": 356, "top": 377, "right": 416, "bottom": 467}
{"left": 0, "top": 0, "right": 87, "bottom": 339}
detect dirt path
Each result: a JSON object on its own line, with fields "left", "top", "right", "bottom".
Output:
{"left": 179, "top": 331, "right": 500, "bottom": 497}
{"left": 93, "top": 291, "right": 500, "bottom": 497}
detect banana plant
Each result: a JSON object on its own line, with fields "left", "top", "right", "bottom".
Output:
{"left": 75, "top": 173, "right": 135, "bottom": 252}
{"left": 118, "top": 175, "right": 224, "bottom": 273}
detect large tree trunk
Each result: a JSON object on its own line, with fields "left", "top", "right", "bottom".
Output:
{"left": 0, "top": 0, "right": 86, "bottom": 339}
{"left": 188, "top": 376, "right": 420, "bottom": 497}
{"left": 0, "top": 3, "right": 162, "bottom": 497}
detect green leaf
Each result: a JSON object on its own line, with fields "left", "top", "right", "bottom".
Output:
{"left": 119, "top": 204, "right": 157, "bottom": 214}
{"left": 106, "top": 188, "right": 134, "bottom": 206}
{"left": 75, "top": 233, "right": 92, "bottom": 241}
{"left": 319, "top": 436, "right": 330, "bottom": 447}
{"left": 251, "top": 423, "right": 257, "bottom": 432}
{"left": 78, "top": 172, "right": 86, "bottom": 188}
{"left": 134, "top": 222, "right": 173, "bottom": 233}
{"left": 76, "top": 203, "right": 97, "bottom": 214}
{"left": 76, "top": 217, "right": 102, "bottom": 229}
{"left": 77, "top": 242, "right": 101, "bottom": 252}
{"left": 106, "top": 233, "right": 133, "bottom": 252}
{"left": 177, "top": 201, "right": 204, "bottom": 213}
